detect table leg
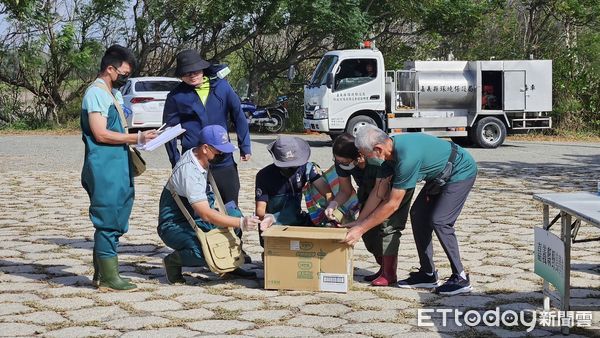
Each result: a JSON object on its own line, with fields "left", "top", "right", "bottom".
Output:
{"left": 561, "top": 212, "right": 572, "bottom": 335}
{"left": 542, "top": 204, "right": 551, "bottom": 311}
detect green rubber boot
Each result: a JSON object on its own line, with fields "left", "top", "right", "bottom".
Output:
{"left": 163, "top": 252, "right": 186, "bottom": 284}
{"left": 92, "top": 252, "right": 100, "bottom": 287}
{"left": 93, "top": 252, "right": 130, "bottom": 286}
{"left": 97, "top": 256, "right": 137, "bottom": 291}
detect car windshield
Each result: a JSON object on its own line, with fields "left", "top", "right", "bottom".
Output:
{"left": 135, "top": 81, "right": 180, "bottom": 92}
{"left": 309, "top": 55, "right": 338, "bottom": 87}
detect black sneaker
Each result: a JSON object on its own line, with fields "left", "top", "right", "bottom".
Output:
{"left": 435, "top": 273, "right": 473, "bottom": 295}
{"left": 397, "top": 270, "right": 439, "bottom": 289}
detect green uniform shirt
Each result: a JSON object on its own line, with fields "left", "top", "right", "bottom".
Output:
{"left": 383, "top": 133, "right": 477, "bottom": 190}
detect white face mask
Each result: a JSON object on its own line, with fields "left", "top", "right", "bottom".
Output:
{"left": 338, "top": 162, "right": 356, "bottom": 171}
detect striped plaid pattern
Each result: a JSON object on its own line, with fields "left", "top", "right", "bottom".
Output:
{"left": 303, "top": 165, "right": 359, "bottom": 226}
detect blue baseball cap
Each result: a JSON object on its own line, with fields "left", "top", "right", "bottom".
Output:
{"left": 198, "top": 125, "right": 237, "bottom": 153}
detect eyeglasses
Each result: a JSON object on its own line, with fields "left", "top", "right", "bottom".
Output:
{"left": 111, "top": 65, "right": 130, "bottom": 77}
{"left": 332, "top": 157, "right": 356, "bottom": 166}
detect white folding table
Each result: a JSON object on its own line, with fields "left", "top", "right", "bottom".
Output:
{"left": 533, "top": 192, "right": 600, "bottom": 334}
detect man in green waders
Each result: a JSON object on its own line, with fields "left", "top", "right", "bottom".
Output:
{"left": 81, "top": 45, "right": 157, "bottom": 291}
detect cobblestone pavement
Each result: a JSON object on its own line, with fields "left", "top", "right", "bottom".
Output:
{"left": 1, "top": 160, "right": 599, "bottom": 336}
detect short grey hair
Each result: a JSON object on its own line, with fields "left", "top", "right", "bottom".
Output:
{"left": 354, "top": 124, "right": 389, "bottom": 152}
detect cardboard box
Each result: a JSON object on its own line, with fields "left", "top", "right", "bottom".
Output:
{"left": 263, "top": 226, "right": 353, "bottom": 293}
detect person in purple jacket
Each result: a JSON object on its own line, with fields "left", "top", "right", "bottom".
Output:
{"left": 163, "top": 49, "right": 253, "bottom": 265}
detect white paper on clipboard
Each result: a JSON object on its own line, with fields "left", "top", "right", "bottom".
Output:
{"left": 138, "top": 124, "right": 186, "bottom": 152}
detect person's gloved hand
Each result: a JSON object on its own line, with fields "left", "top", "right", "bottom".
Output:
{"left": 240, "top": 215, "right": 260, "bottom": 231}
{"left": 260, "top": 214, "right": 276, "bottom": 231}
{"left": 324, "top": 201, "right": 339, "bottom": 220}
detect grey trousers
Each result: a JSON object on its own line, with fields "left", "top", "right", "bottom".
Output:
{"left": 410, "top": 176, "right": 476, "bottom": 275}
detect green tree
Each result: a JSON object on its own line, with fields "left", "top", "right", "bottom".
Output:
{"left": 0, "top": 0, "right": 122, "bottom": 125}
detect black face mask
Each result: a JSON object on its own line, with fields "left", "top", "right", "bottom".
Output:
{"left": 209, "top": 153, "right": 226, "bottom": 164}
{"left": 280, "top": 167, "right": 298, "bottom": 177}
{"left": 112, "top": 74, "right": 128, "bottom": 88}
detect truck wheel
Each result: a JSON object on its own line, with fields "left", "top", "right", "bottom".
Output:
{"left": 346, "top": 115, "right": 377, "bottom": 136}
{"left": 473, "top": 116, "right": 506, "bottom": 148}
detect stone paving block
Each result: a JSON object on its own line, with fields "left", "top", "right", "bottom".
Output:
{"left": 0, "top": 322, "right": 45, "bottom": 336}
{"left": 40, "top": 285, "right": 96, "bottom": 297}
{"left": 0, "top": 249, "right": 21, "bottom": 257}
{"left": 0, "top": 282, "right": 48, "bottom": 292}
{"left": 241, "top": 325, "right": 322, "bottom": 337}
{"left": 65, "top": 305, "right": 129, "bottom": 322}
{"left": 120, "top": 327, "right": 200, "bottom": 338}
{"left": 225, "top": 288, "right": 280, "bottom": 299}
{"left": 48, "top": 275, "right": 93, "bottom": 286}
{"left": 0, "top": 265, "right": 37, "bottom": 274}
{"left": 342, "top": 309, "right": 398, "bottom": 322}
{"left": 378, "top": 288, "right": 440, "bottom": 303}
{"left": 434, "top": 295, "right": 496, "bottom": 308}
{"left": 185, "top": 319, "right": 254, "bottom": 333}
{"left": 94, "top": 291, "right": 153, "bottom": 303}
{"left": 1, "top": 310, "right": 66, "bottom": 324}
{"left": 175, "top": 293, "right": 233, "bottom": 304}
{"left": 270, "top": 295, "right": 318, "bottom": 307}
{"left": 239, "top": 309, "right": 291, "bottom": 321}
{"left": 319, "top": 290, "right": 378, "bottom": 302}
{"left": 43, "top": 326, "right": 120, "bottom": 337}
{"left": 36, "top": 297, "right": 95, "bottom": 311}
{"left": 483, "top": 278, "right": 539, "bottom": 292}
{"left": 476, "top": 265, "right": 525, "bottom": 276}
{"left": 13, "top": 243, "right": 57, "bottom": 253}
{"left": 0, "top": 273, "right": 48, "bottom": 283}
{"left": 161, "top": 308, "right": 215, "bottom": 321}
{"left": 153, "top": 284, "right": 208, "bottom": 297}
{"left": 351, "top": 298, "right": 413, "bottom": 310}
{"left": 130, "top": 299, "right": 183, "bottom": 312}
{"left": 46, "top": 265, "right": 89, "bottom": 276}
{"left": 287, "top": 315, "right": 348, "bottom": 329}
{"left": 0, "top": 302, "right": 33, "bottom": 316}
{"left": 105, "top": 315, "right": 170, "bottom": 330}
{"left": 342, "top": 323, "right": 412, "bottom": 335}
{"left": 0, "top": 293, "right": 41, "bottom": 303}
{"left": 301, "top": 303, "right": 352, "bottom": 316}
{"left": 204, "top": 299, "right": 264, "bottom": 311}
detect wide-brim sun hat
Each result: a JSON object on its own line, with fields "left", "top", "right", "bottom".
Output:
{"left": 267, "top": 136, "right": 311, "bottom": 167}
{"left": 175, "top": 49, "right": 211, "bottom": 77}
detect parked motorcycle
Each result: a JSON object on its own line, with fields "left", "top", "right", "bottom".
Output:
{"left": 241, "top": 95, "right": 288, "bottom": 133}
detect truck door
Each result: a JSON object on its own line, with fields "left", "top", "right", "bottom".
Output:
{"left": 503, "top": 70, "right": 526, "bottom": 110}
{"left": 330, "top": 58, "right": 384, "bottom": 129}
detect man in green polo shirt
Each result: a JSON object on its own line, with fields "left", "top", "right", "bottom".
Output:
{"left": 343, "top": 125, "right": 477, "bottom": 295}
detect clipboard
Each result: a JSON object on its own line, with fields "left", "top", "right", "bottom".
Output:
{"left": 138, "top": 124, "right": 186, "bottom": 151}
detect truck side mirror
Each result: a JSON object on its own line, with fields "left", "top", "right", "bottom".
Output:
{"left": 287, "top": 65, "right": 297, "bottom": 81}
{"left": 326, "top": 73, "right": 333, "bottom": 89}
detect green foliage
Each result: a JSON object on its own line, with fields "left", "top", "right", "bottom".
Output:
{"left": 0, "top": 0, "right": 598, "bottom": 133}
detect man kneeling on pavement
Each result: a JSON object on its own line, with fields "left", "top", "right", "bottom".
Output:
{"left": 157, "top": 125, "right": 274, "bottom": 283}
